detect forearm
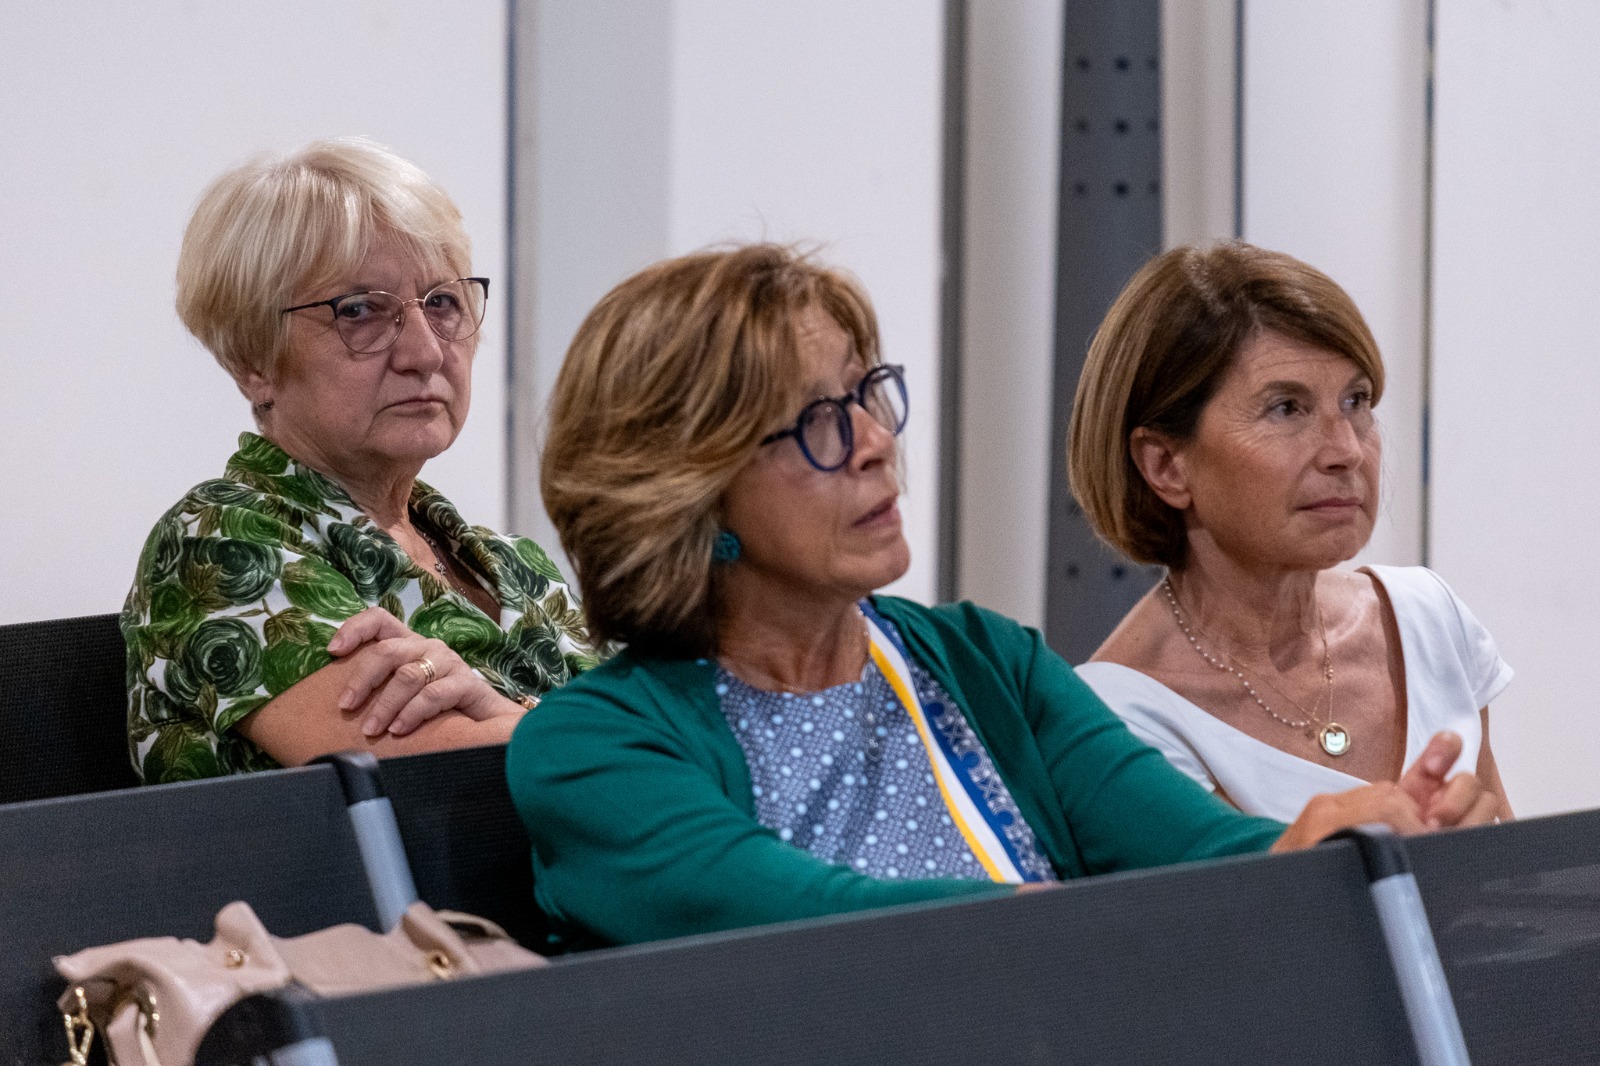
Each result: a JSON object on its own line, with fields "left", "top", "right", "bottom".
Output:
{"left": 237, "top": 655, "right": 521, "bottom": 766}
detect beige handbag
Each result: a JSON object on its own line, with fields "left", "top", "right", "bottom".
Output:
{"left": 54, "top": 900, "right": 546, "bottom": 1066}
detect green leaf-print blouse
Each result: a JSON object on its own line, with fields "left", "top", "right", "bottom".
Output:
{"left": 122, "top": 432, "right": 598, "bottom": 784}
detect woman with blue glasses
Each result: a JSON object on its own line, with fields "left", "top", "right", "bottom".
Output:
{"left": 511, "top": 243, "right": 1492, "bottom": 949}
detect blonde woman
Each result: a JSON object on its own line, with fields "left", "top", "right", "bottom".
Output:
{"left": 1070, "top": 241, "right": 1512, "bottom": 824}
{"left": 123, "top": 139, "right": 595, "bottom": 783}
{"left": 508, "top": 244, "right": 1495, "bottom": 950}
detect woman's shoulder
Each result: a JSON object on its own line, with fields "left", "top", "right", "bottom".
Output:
{"left": 1358, "top": 564, "right": 1486, "bottom": 642}
{"left": 1359, "top": 564, "right": 1511, "bottom": 706}
{"left": 872, "top": 594, "right": 1034, "bottom": 645}
{"left": 533, "top": 649, "right": 714, "bottom": 717}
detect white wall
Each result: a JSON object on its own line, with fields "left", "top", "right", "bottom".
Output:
{"left": 1241, "top": 0, "right": 1429, "bottom": 573}
{"left": 1161, "top": 0, "right": 1238, "bottom": 247}
{"left": 517, "top": 0, "right": 948, "bottom": 603}
{"left": 954, "top": 0, "right": 1063, "bottom": 629}
{"left": 1431, "top": 0, "right": 1600, "bottom": 816}
{"left": 511, "top": 0, "right": 673, "bottom": 555}
{"left": 671, "top": 1, "right": 947, "bottom": 603}
{"left": 1, "top": 1, "right": 509, "bottom": 626}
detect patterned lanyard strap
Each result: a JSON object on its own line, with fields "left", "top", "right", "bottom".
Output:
{"left": 860, "top": 604, "right": 1043, "bottom": 884}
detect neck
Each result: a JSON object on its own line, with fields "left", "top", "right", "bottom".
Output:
{"left": 262, "top": 430, "right": 421, "bottom": 529}
{"left": 1170, "top": 540, "right": 1324, "bottom": 665}
{"left": 716, "top": 578, "right": 869, "bottom": 692}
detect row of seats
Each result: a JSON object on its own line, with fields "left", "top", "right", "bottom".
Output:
{"left": 189, "top": 812, "right": 1599, "bottom": 1066}
{"left": 1, "top": 743, "right": 537, "bottom": 1065}
{"left": 5, "top": 614, "right": 1600, "bottom": 1064}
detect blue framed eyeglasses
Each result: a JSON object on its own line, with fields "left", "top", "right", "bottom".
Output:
{"left": 760, "top": 364, "right": 908, "bottom": 472}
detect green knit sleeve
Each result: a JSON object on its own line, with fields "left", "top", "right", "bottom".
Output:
{"left": 1003, "top": 617, "right": 1287, "bottom": 871}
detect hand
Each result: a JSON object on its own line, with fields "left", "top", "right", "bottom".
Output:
{"left": 1271, "top": 781, "right": 1427, "bottom": 853}
{"left": 327, "top": 607, "right": 525, "bottom": 737}
{"left": 1398, "top": 731, "right": 1500, "bottom": 829}
{"left": 1271, "top": 731, "right": 1502, "bottom": 852}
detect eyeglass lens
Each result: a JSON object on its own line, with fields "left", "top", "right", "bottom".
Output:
{"left": 334, "top": 279, "right": 487, "bottom": 354}
{"left": 799, "top": 367, "right": 908, "bottom": 469}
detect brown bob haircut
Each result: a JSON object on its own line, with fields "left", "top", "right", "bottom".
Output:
{"left": 1067, "top": 240, "right": 1386, "bottom": 569}
{"left": 541, "top": 244, "right": 880, "bottom": 658}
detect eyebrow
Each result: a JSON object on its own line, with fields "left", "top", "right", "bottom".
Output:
{"left": 1254, "top": 370, "right": 1373, "bottom": 395}
{"left": 797, "top": 346, "right": 865, "bottom": 398}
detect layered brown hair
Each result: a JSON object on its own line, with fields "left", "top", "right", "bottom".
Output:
{"left": 541, "top": 244, "right": 880, "bottom": 657}
{"left": 1068, "top": 240, "right": 1386, "bottom": 569}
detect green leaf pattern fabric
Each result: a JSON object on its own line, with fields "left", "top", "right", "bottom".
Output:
{"left": 123, "top": 432, "right": 597, "bottom": 784}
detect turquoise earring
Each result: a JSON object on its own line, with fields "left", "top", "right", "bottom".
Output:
{"left": 712, "top": 530, "right": 742, "bottom": 563}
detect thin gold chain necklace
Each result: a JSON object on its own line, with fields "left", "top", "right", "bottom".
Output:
{"left": 1161, "top": 576, "right": 1351, "bottom": 757}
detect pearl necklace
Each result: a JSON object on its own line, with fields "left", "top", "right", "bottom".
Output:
{"left": 1161, "top": 576, "right": 1351, "bottom": 757}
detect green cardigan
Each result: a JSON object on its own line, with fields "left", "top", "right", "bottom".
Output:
{"left": 506, "top": 596, "right": 1285, "bottom": 947}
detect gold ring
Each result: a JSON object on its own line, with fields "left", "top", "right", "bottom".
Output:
{"left": 412, "top": 657, "right": 437, "bottom": 685}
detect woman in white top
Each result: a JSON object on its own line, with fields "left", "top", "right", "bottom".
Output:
{"left": 1067, "top": 241, "right": 1512, "bottom": 825}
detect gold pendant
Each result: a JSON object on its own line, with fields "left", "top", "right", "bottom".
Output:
{"left": 1318, "top": 723, "right": 1351, "bottom": 757}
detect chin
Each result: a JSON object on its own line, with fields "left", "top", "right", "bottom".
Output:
{"left": 863, "top": 539, "right": 913, "bottom": 593}
{"left": 383, "top": 423, "right": 461, "bottom": 464}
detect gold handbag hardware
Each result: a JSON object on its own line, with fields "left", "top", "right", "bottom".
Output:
{"left": 59, "top": 985, "right": 94, "bottom": 1066}
{"left": 425, "top": 950, "right": 455, "bottom": 980}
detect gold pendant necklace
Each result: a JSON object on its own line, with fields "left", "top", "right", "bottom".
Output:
{"left": 1162, "top": 576, "right": 1351, "bottom": 757}
{"left": 415, "top": 522, "right": 455, "bottom": 582}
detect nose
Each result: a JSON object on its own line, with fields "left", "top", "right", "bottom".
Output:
{"left": 1317, "top": 410, "right": 1364, "bottom": 471}
{"left": 847, "top": 401, "right": 898, "bottom": 473}
{"left": 385, "top": 300, "right": 447, "bottom": 374}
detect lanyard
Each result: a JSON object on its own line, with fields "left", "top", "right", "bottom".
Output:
{"left": 861, "top": 606, "right": 1041, "bottom": 884}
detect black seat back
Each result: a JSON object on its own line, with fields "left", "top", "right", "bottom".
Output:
{"left": 206, "top": 841, "right": 1422, "bottom": 1066}
{"left": 0, "top": 613, "right": 137, "bottom": 803}
{"left": 1, "top": 765, "right": 380, "bottom": 1066}
{"left": 1409, "top": 810, "right": 1600, "bottom": 1065}
{"left": 377, "top": 744, "right": 547, "bottom": 951}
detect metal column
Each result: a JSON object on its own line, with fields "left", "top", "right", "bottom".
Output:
{"left": 1044, "top": 0, "right": 1163, "bottom": 662}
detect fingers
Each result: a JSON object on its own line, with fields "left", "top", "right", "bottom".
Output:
{"left": 377, "top": 673, "right": 482, "bottom": 737}
{"left": 1397, "top": 730, "right": 1464, "bottom": 808}
{"left": 336, "top": 636, "right": 460, "bottom": 732}
{"left": 328, "top": 605, "right": 410, "bottom": 657}
{"left": 336, "top": 636, "right": 439, "bottom": 712}
{"left": 1273, "top": 783, "right": 1426, "bottom": 853}
{"left": 1424, "top": 772, "right": 1500, "bottom": 829}
{"left": 1352, "top": 782, "right": 1429, "bottom": 836}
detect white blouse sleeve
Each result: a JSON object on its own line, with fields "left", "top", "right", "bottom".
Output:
{"left": 1422, "top": 568, "right": 1515, "bottom": 708}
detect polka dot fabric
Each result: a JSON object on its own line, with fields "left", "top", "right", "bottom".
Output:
{"left": 716, "top": 625, "right": 1057, "bottom": 884}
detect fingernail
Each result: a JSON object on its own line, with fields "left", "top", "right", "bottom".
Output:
{"left": 362, "top": 718, "right": 382, "bottom": 737}
{"left": 338, "top": 693, "right": 353, "bottom": 710}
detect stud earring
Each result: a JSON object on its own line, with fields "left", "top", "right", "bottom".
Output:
{"left": 712, "top": 530, "right": 742, "bottom": 563}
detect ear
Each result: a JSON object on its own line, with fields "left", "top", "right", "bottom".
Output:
{"left": 1129, "top": 427, "right": 1193, "bottom": 511}
{"left": 238, "top": 369, "right": 272, "bottom": 409}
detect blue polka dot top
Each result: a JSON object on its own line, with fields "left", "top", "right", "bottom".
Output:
{"left": 716, "top": 617, "right": 1057, "bottom": 883}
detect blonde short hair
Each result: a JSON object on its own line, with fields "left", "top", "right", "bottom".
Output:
{"left": 175, "top": 137, "right": 471, "bottom": 384}
{"left": 542, "top": 244, "right": 880, "bottom": 658}
{"left": 1068, "top": 240, "right": 1386, "bottom": 569}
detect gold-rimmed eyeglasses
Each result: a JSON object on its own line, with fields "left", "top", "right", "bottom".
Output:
{"left": 280, "top": 277, "right": 490, "bottom": 355}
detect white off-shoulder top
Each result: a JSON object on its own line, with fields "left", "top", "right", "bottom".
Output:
{"left": 1077, "top": 566, "right": 1514, "bottom": 824}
